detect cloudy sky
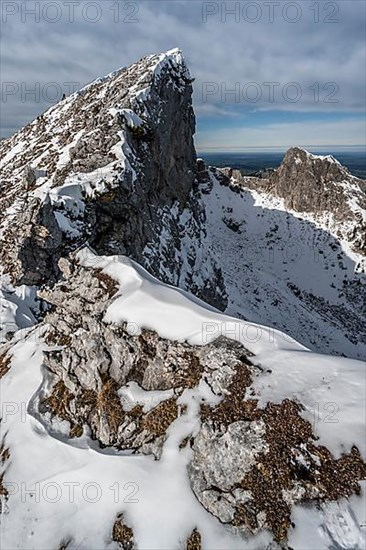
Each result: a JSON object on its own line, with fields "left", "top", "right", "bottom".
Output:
{"left": 1, "top": 0, "right": 365, "bottom": 151}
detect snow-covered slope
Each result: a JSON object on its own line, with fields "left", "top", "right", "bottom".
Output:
{"left": 1, "top": 250, "right": 365, "bottom": 550}
{"left": 1, "top": 49, "right": 365, "bottom": 359}
{"left": 0, "top": 49, "right": 365, "bottom": 549}
{"left": 144, "top": 165, "right": 366, "bottom": 359}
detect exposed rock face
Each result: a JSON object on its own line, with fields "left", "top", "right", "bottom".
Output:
{"left": 0, "top": 49, "right": 226, "bottom": 308}
{"left": 269, "top": 148, "right": 366, "bottom": 253}
{"left": 83, "top": 50, "right": 197, "bottom": 258}
{"left": 33, "top": 255, "right": 239, "bottom": 455}
{"left": 2, "top": 50, "right": 365, "bottom": 358}
{"left": 0, "top": 49, "right": 195, "bottom": 206}
{"left": 190, "top": 367, "right": 366, "bottom": 544}
{"left": 1, "top": 195, "right": 64, "bottom": 286}
{"left": 223, "top": 147, "right": 366, "bottom": 255}
{"left": 273, "top": 147, "right": 364, "bottom": 202}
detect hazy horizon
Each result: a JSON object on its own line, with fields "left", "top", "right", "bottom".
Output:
{"left": 1, "top": 1, "right": 365, "bottom": 149}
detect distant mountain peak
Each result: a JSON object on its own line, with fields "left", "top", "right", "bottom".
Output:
{"left": 283, "top": 146, "right": 347, "bottom": 177}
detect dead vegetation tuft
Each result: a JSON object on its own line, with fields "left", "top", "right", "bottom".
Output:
{"left": 45, "top": 331, "right": 72, "bottom": 347}
{"left": 93, "top": 269, "right": 119, "bottom": 298}
{"left": 42, "top": 380, "right": 74, "bottom": 422}
{"left": 0, "top": 353, "right": 11, "bottom": 379}
{"left": 175, "top": 352, "right": 204, "bottom": 389}
{"left": 0, "top": 473, "right": 8, "bottom": 503}
{"left": 112, "top": 514, "right": 135, "bottom": 549}
{"left": 0, "top": 431, "right": 10, "bottom": 510}
{"left": 141, "top": 397, "right": 179, "bottom": 437}
{"left": 186, "top": 528, "right": 201, "bottom": 550}
{"left": 95, "top": 375, "right": 125, "bottom": 434}
{"left": 0, "top": 442, "right": 10, "bottom": 466}
{"left": 201, "top": 361, "right": 256, "bottom": 428}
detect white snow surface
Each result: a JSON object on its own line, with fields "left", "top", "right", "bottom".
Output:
{"left": 143, "top": 169, "right": 366, "bottom": 360}
{"left": 0, "top": 278, "right": 39, "bottom": 343}
{"left": 294, "top": 147, "right": 343, "bottom": 166}
{"left": 109, "top": 109, "right": 144, "bottom": 129}
{"left": 1, "top": 251, "right": 365, "bottom": 549}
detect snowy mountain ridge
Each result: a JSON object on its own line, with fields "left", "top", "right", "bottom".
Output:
{"left": 0, "top": 49, "right": 365, "bottom": 549}
{"left": 1, "top": 49, "right": 365, "bottom": 359}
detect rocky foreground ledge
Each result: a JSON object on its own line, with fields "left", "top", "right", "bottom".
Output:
{"left": 1, "top": 249, "right": 365, "bottom": 549}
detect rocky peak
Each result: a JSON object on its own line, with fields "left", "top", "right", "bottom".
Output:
{"left": 0, "top": 48, "right": 195, "bottom": 203}
{"left": 277, "top": 146, "right": 351, "bottom": 183}
{"left": 268, "top": 147, "right": 365, "bottom": 221}
{"left": 224, "top": 147, "right": 366, "bottom": 255}
{"left": 0, "top": 49, "right": 206, "bottom": 289}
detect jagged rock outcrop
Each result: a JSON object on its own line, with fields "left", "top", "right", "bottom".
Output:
{"left": 222, "top": 147, "right": 366, "bottom": 254}
{"left": 269, "top": 147, "right": 365, "bottom": 212}
{"left": 1, "top": 195, "right": 64, "bottom": 286}
{"left": 25, "top": 252, "right": 366, "bottom": 545}
{"left": 0, "top": 49, "right": 226, "bottom": 308}
{"left": 33, "top": 255, "right": 239, "bottom": 455}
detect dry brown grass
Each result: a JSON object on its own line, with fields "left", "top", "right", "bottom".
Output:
{"left": 112, "top": 514, "right": 135, "bottom": 549}
{"left": 234, "top": 399, "right": 366, "bottom": 542}
{"left": 45, "top": 331, "right": 72, "bottom": 347}
{"left": 0, "top": 353, "right": 11, "bottom": 379}
{"left": 186, "top": 528, "right": 201, "bottom": 550}
{"left": 201, "top": 362, "right": 255, "bottom": 428}
{"left": 42, "top": 380, "right": 83, "bottom": 438}
{"left": 0, "top": 473, "right": 8, "bottom": 501}
{"left": 199, "top": 361, "right": 366, "bottom": 543}
{"left": 0, "top": 432, "right": 10, "bottom": 510}
{"left": 175, "top": 352, "right": 204, "bottom": 389}
{"left": 96, "top": 376, "right": 125, "bottom": 434}
{"left": 42, "top": 380, "right": 74, "bottom": 421}
{"left": 0, "top": 442, "right": 10, "bottom": 465}
{"left": 141, "top": 397, "right": 179, "bottom": 437}
{"left": 93, "top": 270, "right": 119, "bottom": 298}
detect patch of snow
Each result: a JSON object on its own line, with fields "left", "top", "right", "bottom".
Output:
{"left": 296, "top": 147, "right": 342, "bottom": 166}
{"left": 109, "top": 108, "right": 144, "bottom": 129}
{"left": 56, "top": 129, "right": 85, "bottom": 169}
{"left": 0, "top": 278, "right": 39, "bottom": 342}
{"left": 0, "top": 140, "right": 26, "bottom": 170}
{"left": 119, "top": 382, "right": 175, "bottom": 413}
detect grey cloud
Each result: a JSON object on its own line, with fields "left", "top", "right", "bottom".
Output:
{"left": 1, "top": 0, "right": 365, "bottom": 137}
